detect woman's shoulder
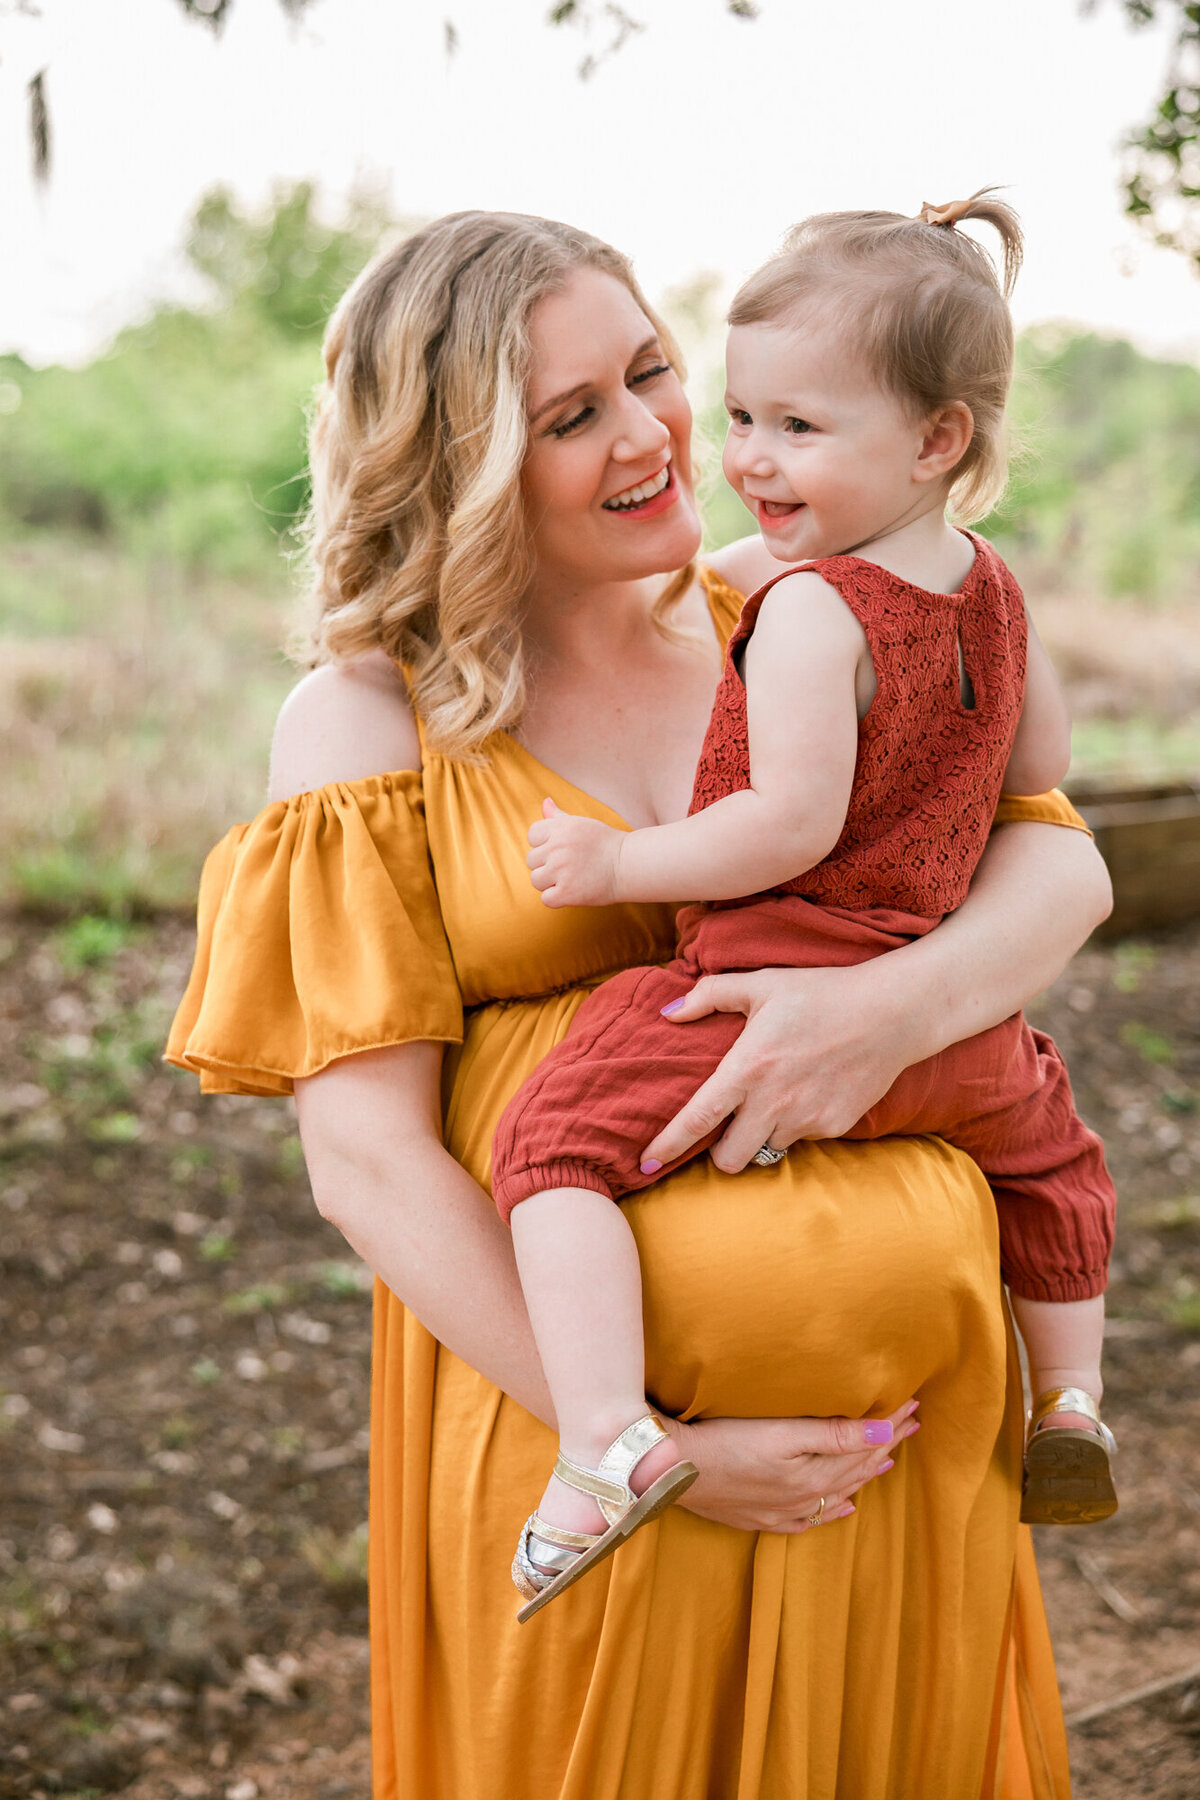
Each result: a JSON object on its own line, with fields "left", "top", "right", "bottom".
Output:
{"left": 703, "top": 533, "right": 779, "bottom": 601}
{"left": 268, "top": 651, "right": 421, "bottom": 803}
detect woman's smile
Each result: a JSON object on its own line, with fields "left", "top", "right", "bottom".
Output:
{"left": 602, "top": 461, "right": 677, "bottom": 517}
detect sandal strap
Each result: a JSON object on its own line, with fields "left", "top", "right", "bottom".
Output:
{"left": 1030, "top": 1386, "right": 1117, "bottom": 1454}
{"left": 514, "top": 1512, "right": 601, "bottom": 1596}
{"left": 526, "top": 1515, "right": 598, "bottom": 1552}
{"left": 553, "top": 1414, "right": 670, "bottom": 1527}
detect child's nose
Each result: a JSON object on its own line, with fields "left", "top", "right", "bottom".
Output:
{"left": 724, "top": 427, "right": 773, "bottom": 482}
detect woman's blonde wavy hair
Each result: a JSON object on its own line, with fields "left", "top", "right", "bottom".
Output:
{"left": 729, "top": 189, "right": 1024, "bottom": 523}
{"left": 303, "top": 210, "right": 692, "bottom": 759}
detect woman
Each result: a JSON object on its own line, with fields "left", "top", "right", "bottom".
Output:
{"left": 167, "top": 211, "right": 1110, "bottom": 1798}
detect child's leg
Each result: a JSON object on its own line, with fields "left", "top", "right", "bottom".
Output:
{"left": 492, "top": 960, "right": 744, "bottom": 1219}
{"left": 509, "top": 1188, "right": 682, "bottom": 1568}
{"left": 1009, "top": 1293, "right": 1106, "bottom": 1427}
{"left": 847, "top": 1016, "right": 1115, "bottom": 1314}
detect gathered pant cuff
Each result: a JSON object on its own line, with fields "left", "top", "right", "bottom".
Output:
{"left": 494, "top": 1159, "right": 616, "bottom": 1223}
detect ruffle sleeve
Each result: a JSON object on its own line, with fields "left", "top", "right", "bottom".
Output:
{"left": 994, "top": 788, "right": 1093, "bottom": 834}
{"left": 164, "top": 771, "right": 463, "bottom": 1097}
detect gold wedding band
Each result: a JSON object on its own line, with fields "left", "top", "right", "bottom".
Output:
{"left": 807, "top": 1495, "right": 826, "bottom": 1529}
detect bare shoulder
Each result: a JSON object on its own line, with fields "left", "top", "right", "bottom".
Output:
{"left": 268, "top": 652, "right": 420, "bottom": 802}
{"left": 755, "top": 568, "right": 864, "bottom": 633}
{"left": 704, "top": 533, "right": 779, "bottom": 597}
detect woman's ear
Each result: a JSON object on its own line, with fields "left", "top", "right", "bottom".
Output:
{"left": 913, "top": 402, "right": 974, "bottom": 484}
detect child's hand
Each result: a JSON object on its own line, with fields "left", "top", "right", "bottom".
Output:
{"left": 526, "top": 798, "right": 624, "bottom": 907}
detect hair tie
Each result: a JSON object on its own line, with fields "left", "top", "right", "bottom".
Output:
{"left": 917, "top": 198, "right": 974, "bottom": 228}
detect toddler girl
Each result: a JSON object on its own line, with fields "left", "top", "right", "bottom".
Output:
{"left": 496, "top": 193, "right": 1118, "bottom": 1621}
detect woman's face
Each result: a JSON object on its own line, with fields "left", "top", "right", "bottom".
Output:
{"left": 522, "top": 267, "right": 701, "bottom": 595}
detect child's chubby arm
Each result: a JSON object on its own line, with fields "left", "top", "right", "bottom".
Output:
{"left": 526, "top": 572, "right": 865, "bottom": 908}
{"left": 1003, "top": 614, "right": 1072, "bottom": 796}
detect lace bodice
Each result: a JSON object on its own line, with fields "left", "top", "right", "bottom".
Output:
{"left": 688, "top": 533, "right": 1028, "bottom": 918}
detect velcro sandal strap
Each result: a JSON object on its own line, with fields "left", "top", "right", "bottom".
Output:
{"left": 554, "top": 1415, "right": 671, "bottom": 1527}
{"left": 553, "top": 1453, "right": 631, "bottom": 1520}
{"left": 1030, "top": 1386, "right": 1117, "bottom": 1454}
{"left": 596, "top": 1413, "right": 669, "bottom": 1485}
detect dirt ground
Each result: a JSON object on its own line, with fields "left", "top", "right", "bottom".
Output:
{"left": 1, "top": 915, "right": 1198, "bottom": 1799}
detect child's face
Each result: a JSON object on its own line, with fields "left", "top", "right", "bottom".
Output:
{"left": 722, "top": 316, "right": 938, "bottom": 562}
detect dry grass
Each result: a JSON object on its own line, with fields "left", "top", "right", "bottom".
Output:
{"left": 1035, "top": 590, "right": 1200, "bottom": 782}
{"left": 0, "top": 534, "right": 297, "bottom": 913}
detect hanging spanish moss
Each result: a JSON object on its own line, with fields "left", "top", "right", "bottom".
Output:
{"left": 28, "top": 69, "right": 50, "bottom": 185}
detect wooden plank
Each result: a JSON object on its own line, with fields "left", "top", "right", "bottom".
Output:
{"left": 1069, "top": 784, "right": 1200, "bottom": 936}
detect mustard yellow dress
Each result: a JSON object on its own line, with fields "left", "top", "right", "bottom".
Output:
{"left": 167, "top": 570, "right": 1081, "bottom": 1799}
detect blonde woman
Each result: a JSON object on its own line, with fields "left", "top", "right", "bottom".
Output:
{"left": 168, "top": 211, "right": 1108, "bottom": 1798}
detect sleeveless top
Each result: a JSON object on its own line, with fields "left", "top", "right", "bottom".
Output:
{"left": 688, "top": 532, "right": 1028, "bottom": 920}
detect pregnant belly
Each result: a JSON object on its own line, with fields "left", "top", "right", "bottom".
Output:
{"left": 443, "top": 993, "right": 1007, "bottom": 1435}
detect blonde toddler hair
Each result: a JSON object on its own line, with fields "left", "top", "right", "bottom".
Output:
{"left": 729, "top": 189, "right": 1023, "bottom": 522}
{"left": 304, "top": 210, "right": 689, "bottom": 759}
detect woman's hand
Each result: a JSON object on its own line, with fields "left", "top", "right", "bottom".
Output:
{"left": 664, "top": 1402, "right": 920, "bottom": 1533}
{"left": 641, "top": 963, "right": 920, "bottom": 1172}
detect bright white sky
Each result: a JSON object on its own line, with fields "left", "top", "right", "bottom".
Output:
{"left": 2, "top": 0, "right": 1199, "bottom": 366}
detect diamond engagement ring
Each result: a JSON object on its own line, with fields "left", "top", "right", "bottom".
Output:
{"left": 751, "top": 1143, "right": 786, "bottom": 1167}
{"left": 807, "top": 1495, "right": 826, "bottom": 1529}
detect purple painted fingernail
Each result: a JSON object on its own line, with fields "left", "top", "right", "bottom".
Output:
{"left": 640, "top": 1159, "right": 663, "bottom": 1174}
{"left": 878, "top": 1458, "right": 895, "bottom": 1474}
{"left": 660, "top": 997, "right": 686, "bottom": 1017}
{"left": 863, "top": 1421, "right": 894, "bottom": 1445}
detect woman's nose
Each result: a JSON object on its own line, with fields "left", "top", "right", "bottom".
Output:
{"left": 612, "top": 395, "right": 671, "bottom": 461}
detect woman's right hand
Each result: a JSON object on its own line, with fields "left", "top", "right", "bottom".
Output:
{"left": 664, "top": 1400, "right": 920, "bottom": 1533}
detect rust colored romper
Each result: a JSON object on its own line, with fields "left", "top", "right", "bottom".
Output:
{"left": 492, "top": 535, "right": 1115, "bottom": 1303}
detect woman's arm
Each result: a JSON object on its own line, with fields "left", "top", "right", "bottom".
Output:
{"left": 641, "top": 815, "right": 1113, "bottom": 1171}
{"left": 1004, "top": 617, "right": 1072, "bottom": 796}
{"left": 296, "top": 1042, "right": 553, "bottom": 1420}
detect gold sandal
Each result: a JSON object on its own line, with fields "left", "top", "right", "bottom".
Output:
{"left": 512, "top": 1414, "right": 698, "bottom": 1623}
{"left": 1020, "top": 1385, "right": 1118, "bottom": 1525}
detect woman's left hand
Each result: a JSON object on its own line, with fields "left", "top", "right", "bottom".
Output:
{"left": 640, "top": 963, "right": 922, "bottom": 1172}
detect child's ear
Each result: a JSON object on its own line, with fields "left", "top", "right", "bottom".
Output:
{"left": 914, "top": 402, "right": 974, "bottom": 483}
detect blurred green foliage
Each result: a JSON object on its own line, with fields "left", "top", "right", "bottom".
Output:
{"left": 0, "top": 183, "right": 387, "bottom": 577}
{"left": 992, "top": 326, "right": 1200, "bottom": 601}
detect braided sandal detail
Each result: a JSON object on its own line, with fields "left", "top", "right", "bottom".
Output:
{"left": 512, "top": 1414, "right": 698, "bottom": 1623}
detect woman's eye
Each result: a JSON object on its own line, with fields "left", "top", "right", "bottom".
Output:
{"left": 785, "top": 417, "right": 814, "bottom": 436}
{"left": 552, "top": 405, "right": 594, "bottom": 439}
{"left": 630, "top": 362, "right": 670, "bottom": 387}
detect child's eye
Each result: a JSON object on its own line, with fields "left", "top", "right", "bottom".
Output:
{"left": 726, "top": 407, "right": 751, "bottom": 428}
{"left": 784, "top": 417, "right": 814, "bottom": 436}
{"left": 630, "top": 361, "right": 670, "bottom": 387}
{"left": 552, "top": 405, "right": 594, "bottom": 439}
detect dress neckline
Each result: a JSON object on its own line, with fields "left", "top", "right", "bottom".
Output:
{"left": 430, "top": 565, "right": 742, "bottom": 833}
{"left": 803, "top": 528, "right": 985, "bottom": 605}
